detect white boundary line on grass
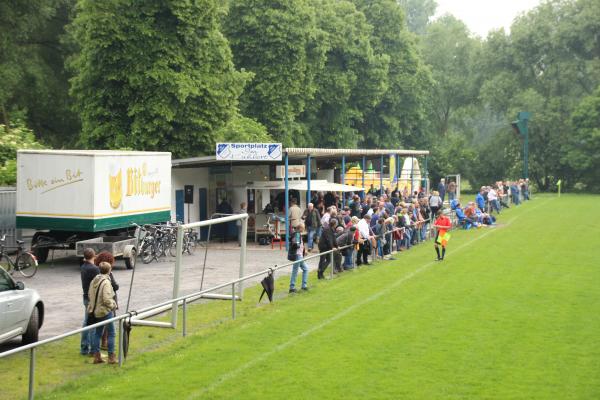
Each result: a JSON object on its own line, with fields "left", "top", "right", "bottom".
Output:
{"left": 188, "top": 199, "right": 551, "bottom": 399}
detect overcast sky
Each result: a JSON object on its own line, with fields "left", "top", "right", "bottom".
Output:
{"left": 434, "top": 0, "right": 542, "bottom": 37}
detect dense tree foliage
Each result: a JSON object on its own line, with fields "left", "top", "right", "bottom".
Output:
{"left": 0, "top": 122, "right": 45, "bottom": 186}
{"left": 1, "top": 0, "right": 599, "bottom": 191}
{"left": 69, "top": 0, "right": 248, "bottom": 157}
{"left": 0, "top": 0, "right": 77, "bottom": 144}
{"left": 564, "top": 86, "right": 600, "bottom": 191}
{"left": 298, "top": 0, "right": 388, "bottom": 148}
{"left": 224, "top": 0, "right": 326, "bottom": 147}
{"left": 352, "top": 0, "right": 432, "bottom": 148}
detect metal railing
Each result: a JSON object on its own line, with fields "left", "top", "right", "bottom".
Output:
{"left": 0, "top": 212, "right": 455, "bottom": 400}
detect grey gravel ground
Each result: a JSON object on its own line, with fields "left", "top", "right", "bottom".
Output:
{"left": 1, "top": 242, "right": 314, "bottom": 350}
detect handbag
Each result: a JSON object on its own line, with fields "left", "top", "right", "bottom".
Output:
{"left": 86, "top": 280, "right": 106, "bottom": 326}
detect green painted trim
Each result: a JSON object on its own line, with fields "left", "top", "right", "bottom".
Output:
{"left": 16, "top": 211, "right": 171, "bottom": 232}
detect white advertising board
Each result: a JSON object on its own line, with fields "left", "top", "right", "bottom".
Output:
{"left": 216, "top": 143, "right": 282, "bottom": 161}
{"left": 16, "top": 150, "right": 171, "bottom": 232}
{"left": 275, "top": 165, "right": 306, "bottom": 179}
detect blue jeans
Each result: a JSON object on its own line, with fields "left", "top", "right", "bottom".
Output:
{"left": 81, "top": 297, "right": 92, "bottom": 354}
{"left": 420, "top": 223, "right": 428, "bottom": 241}
{"left": 403, "top": 229, "right": 412, "bottom": 248}
{"left": 91, "top": 311, "right": 115, "bottom": 354}
{"left": 344, "top": 249, "right": 354, "bottom": 269}
{"left": 290, "top": 255, "right": 308, "bottom": 289}
{"left": 307, "top": 227, "right": 317, "bottom": 250}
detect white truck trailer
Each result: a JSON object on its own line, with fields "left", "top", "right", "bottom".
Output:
{"left": 16, "top": 150, "right": 171, "bottom": 267}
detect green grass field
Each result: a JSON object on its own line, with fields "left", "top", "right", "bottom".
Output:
{"left": 5, "top": 194, "right": 600, "bottom": 399}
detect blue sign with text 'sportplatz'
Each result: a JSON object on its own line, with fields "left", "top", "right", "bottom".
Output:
{"left": 215, "top": 143, "right": 282, "bottom": 161}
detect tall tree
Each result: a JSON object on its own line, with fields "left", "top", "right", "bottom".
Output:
{"left": 224, "top": 0, "right": 327, "bottom": 146}
{"left": 397, "top": 0, "right": 437, "bottom": 35}
{"left": 69, "top": 0, "right": 247, "bottom": 157}
{"left": 0, "top": 0, "right": 59, "bottom": 132}
{"left": 564, "top": 85, "right": 600, "bottom": 191}
{"left": 299, "top": 0, "right": 389, "bottom": 148}
{"left": 352, "top": 0, "right": 432, "bottom": 148}
{"left": 421, "top": 15, "right": 480, "bottom": 137}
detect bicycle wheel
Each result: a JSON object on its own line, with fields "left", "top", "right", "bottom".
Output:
{"left": 155, "top": 241, "right": 165, "bottom": 258}
{"left": 168, "top": 239, "right": 178, "bottom": 257}
{"left": 141, "top": 243, "right": 154, "bottom": 264}
{"left": 187, "top": 236, "right": 197, "bottom": 255}
{"left": 2, "top": 258, "right": 14, "bottom": 275}
{"left": 16, "top": 253, "right": 38, "bottom": 278}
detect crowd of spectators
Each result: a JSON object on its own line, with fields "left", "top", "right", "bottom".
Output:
{"left": 286, "top": 178, "right": 531, "bottom": 292}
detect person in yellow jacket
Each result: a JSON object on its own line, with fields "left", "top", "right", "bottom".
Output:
{"left": 87, "top": 261, "right": 117, "bottom": 364}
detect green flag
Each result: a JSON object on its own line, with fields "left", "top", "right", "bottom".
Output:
{"left": 557, "top": 179, "right": 562, "bottom": 187}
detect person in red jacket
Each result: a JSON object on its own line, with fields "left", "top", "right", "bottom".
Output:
{"left": 433, "top": 210, "right": 452, "bottom": 261}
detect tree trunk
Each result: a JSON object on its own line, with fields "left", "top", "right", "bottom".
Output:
{"left": 1, "top": 103, "right": 10, "bottom": 133}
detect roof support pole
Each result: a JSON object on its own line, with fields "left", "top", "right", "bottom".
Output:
{"left": 424, "top": 155, "right": 429, "bottom": 193}
{"left": 380, "top": 154, "right": 384, "bottom": 195}
{"left": 306, "top": 154, "right": 311, "bottom": 207}
{"left": 284, "top": 151, "right": 289, "bottom": 251}
{"left": 341, "top": 155, "right": 346, "bottom": 208}
{"left": 362, "top": 156, "right": 366, "bottom": 199}
{"left": 396, "top": 154, "right": 400, "bottom": 191}
{"left": 410, "top": 156, "right": 414, "bottom": 195}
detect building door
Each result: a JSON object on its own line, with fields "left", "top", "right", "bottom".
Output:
{"left": 198, "top": 188, "right": 208, "bottom": 240}
{"left": 175, "top": 190, "right": 184, "bottom": 223}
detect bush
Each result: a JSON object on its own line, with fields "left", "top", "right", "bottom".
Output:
{"left": 0, "top": 122, "right": 45, "bottom": 186}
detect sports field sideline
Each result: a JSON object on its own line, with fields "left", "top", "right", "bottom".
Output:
{"left": 26, "top": 195, "right": 600, "bottom": 399}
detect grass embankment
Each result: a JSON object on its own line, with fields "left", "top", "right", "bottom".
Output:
{"left": 3, "top": 194, "right": 599, "bottom": 399}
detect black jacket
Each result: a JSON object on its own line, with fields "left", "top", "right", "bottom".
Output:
{"left": 318, "top": 227, "right": 337, "bottom": 251}
{"left": 81, "top": 261, "right": 100, "bottom": 302}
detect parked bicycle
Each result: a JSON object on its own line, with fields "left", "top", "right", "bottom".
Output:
{"left": 0, "top": 235, "right": 38, "bottom": 278}
{"left": 182, "top": 229, "right": 199, "bottom": 255}
{"left": 139, "top": 225, "right": 164, "bottom": 264}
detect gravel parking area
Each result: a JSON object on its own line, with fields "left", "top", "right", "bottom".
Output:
{"left": 1, "top": 243, "right": 304, "bottom": 350}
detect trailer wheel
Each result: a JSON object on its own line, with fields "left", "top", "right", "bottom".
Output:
{"left": 125, "top": 248, "right": 136, "bottom": 270}
{"left": 31, "top": 233, "right": 49, "bottom": 264}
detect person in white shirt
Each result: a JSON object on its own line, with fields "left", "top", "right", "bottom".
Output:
{"left": 487, "top": 187, "right": 501, "bottom": 214}
{"left": 356, "top": 214, "right": 372, "bottom": 266}
{"left": 321, "top": 207, "right": 331, "bottom": 228}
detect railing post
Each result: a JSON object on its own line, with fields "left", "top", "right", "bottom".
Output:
{"left": 231, "top": 282, "right": 236, "bottom": 320}
{"left": 330, "top": 250, "right": 334, "bottom": 280}
{"left": 238, "top": 215, "right": 247, "bottom": 300}
{"left": 172, "top": 226, "right": 184, "bottom": 328}
{"left": 28, "top": 347, "right": 35, "bottom": 400}
{"left": 118, "top": 319, "right": 124, "bottom": 366}
{"left": 182, "top": 298, "right": 187, "bottom": 337}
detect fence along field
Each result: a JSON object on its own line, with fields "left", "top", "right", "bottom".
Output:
{"left": 3, "top": 194, "right": 600, "bottom": 400}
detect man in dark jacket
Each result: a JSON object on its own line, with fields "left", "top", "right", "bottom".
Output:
{"left": 336, "top": 226, "right": 357, "bottom": 271}
{"left": 318, "top": 219, "right": 338, "bottom": 279}
{"left": 80, "top": 248, "right": 99, "bottom": 356}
